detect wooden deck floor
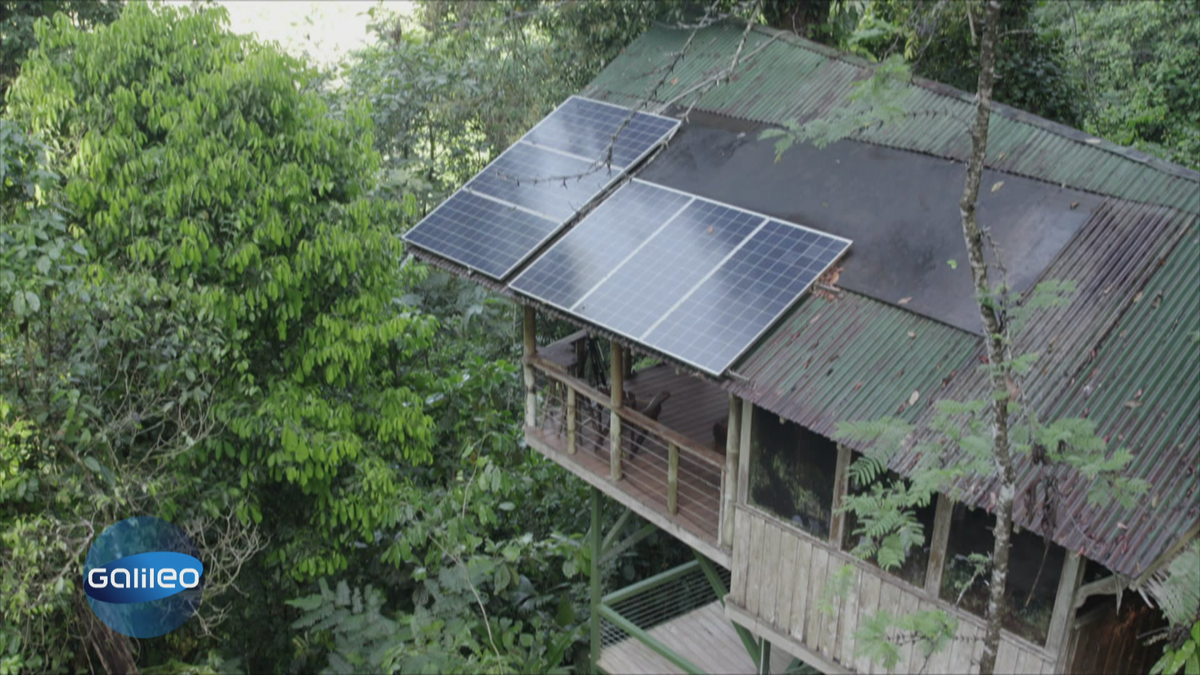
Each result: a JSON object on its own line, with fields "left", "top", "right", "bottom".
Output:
{"left": 598, "top": 601, "right": 796, "bottom": 674}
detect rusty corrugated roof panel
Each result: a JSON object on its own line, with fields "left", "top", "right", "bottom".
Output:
{"left": 885, "top": 201, "right": 1198, "bottom": 576}
{"left": 723, "top": 291, "right": 979, "bottom": 439}
{"left": 586, "top": 23, "right": 1199, "bottom": 215}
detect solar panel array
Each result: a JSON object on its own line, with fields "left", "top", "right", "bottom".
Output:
{"left": 402, "top": 96, "right": 679, "bottom": 279}
{"left": 511, "top": 179, "right": 851, "bottom": 375}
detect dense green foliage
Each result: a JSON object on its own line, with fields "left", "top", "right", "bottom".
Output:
{"left": 0, "top": 0, "right": 123, "bottom": 109}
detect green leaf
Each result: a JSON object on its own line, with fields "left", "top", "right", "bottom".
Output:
{"left": 83, "top": 457, "right": 102, "bottom": 473}
{"left": 36, "top": 256, "right": 52, "bottom": 275}
{"left": 24, "top": 291, "right": 39, "bottom": 314}
{"left": 947, "top": 259, "right": 957, "bottom": 269}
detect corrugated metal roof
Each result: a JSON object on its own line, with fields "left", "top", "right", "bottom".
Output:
{"left": 585, "top": 20, "right": 1200, "bottom": 576}
{"left": 724, "top": 291, "right": 979, "bottom": 439}
{"left": 586, "top": 23, "right": 1199, "bottom": 215}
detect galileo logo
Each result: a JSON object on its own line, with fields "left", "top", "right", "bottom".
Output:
{"left": 83, "top": 517, "right": 204, "bottom": 638}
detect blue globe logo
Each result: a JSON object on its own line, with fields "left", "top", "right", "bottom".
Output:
{"left": 83, "top": 516, "right": 204, "bottom": 638}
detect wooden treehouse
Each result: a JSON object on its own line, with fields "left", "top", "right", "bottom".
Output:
{"left": 402, "top": 19, "right": 1200, "bottom": 675}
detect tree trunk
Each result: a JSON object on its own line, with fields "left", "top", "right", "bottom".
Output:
{"left": 956, "top": 1, "right": 1011, "bottom": 673}
{"left": 77, "top": 599, "right": 139, "bottom": 674}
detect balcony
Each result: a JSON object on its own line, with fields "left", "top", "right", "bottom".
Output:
{"left": 523, "top": 331, "right": 735, "bottom": 567}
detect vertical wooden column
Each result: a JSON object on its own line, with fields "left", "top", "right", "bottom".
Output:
{"left": 623, "top": 345, "right": 635, "bottom": 380}
{"left": 667, "top": 443, "right": 679, "bottom": 515}
{"left": 566, "top": 388, "right": 577, "bottom": 454}
{"left": 925, "top": 493, "right": 954, "bottom": 595}
{"left": 1047, "top": 551, "right": 1085, "bottom": 655}
{"left": 737, "top": 398, "right": 754, "bottom": 504}
{"left": 522, "top": 305, "right": 537, "bottom": 428}
{"left": 828, "top": 444, "right": 853, "bottom": 545}
{"left": 609, "top": 342, "right": 624, "bottom": 481}
{"left": 589, "top": 487, "right": 602, "bottom": 674}
{"left": 721, "top": 394, "right": 742, "bottom": 547}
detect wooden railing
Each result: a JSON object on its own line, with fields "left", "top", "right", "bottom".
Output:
{"left": 527, "top": 354, "right": 727, "bottom": 547}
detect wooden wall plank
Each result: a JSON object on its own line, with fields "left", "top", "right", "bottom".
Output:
{"left": 995, "top": 637, "right": 1019, "bottom": 674}
{"left": 805, "top": 547, "right": 830, "bottom": 654}
{"left": 760, "top": 521, "right": 783, "bottom": 628}
{"left": 731, "top": 508, "right": 751, "bottom": 606}
{"left": 836, "top": 566, "right": 864, "bottom": 668}
{"left": 854, "top": 572, "right": 883, "bottom": 673}
{"left": 895, "top": 589, "right": 920, "bottom": 674}
{"left": 789, "top": 538, "right": 814, "bottom": 644}
{"left": 821, "top": 560, "right": 847, "bottom": 661}
{"left": 872, "top": 582, "right": 899, "bottom": 674}
{"left": 922, "top": 599, "right": 953, "bottom": 675}
{"left": 746, "top": 515, "right": 765, "bottom": 617}
{"left": 947, "top": 620, "right": 979, "bottom": 674}
{"left": 775, "top": 534, "right": 799, "bottom": 633}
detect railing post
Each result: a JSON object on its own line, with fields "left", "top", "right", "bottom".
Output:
{"left": 590, "top": 487, "right": 602, "bottom": 674}
{"left": 925, "top": 493, "right": 954, "bottom": 595}
{"left": 566, "top": 387, "right": 577, "bottom": 454}
{"left": 522, "top": 305, "right": 537, "bottom": 428}
{"left": 668, "top": 442, "right": 679, "bottom": 515}
{"left": 722, "top": 394, "right": 742, "bottom": 547}
{"left": 609, "top": 342, "right": 623, "bottom": 481}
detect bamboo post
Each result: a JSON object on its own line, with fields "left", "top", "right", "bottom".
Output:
{"left": 522, "top": 305, "right": 537, "bottom": 429}
{"left": 1046, "top": 551, "right": 1085, "bottom": 655}
{"left": 925, "top": 494, "right": 954, "bottom": 595}
{"left": 589, "top": 487, "right": 602, "bottom": 674}
{"left": 566, "top": 388, "right": 577, "bottom": 454}
{"left": 829, "top": 444, "right": 853, "bottom": 545}
{"left": 668, "top": 442, "right": 679, "bottom": 515}
{"left": 721, "top": 395, "right": 742, "bottom": 547}
{"left": 609, "top": 342, "right": 623, "bottom": 481}
{"left": 737, "top": 398, "right": 754, "bottom": 504}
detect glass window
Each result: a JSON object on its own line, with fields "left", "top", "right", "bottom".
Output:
{"left": 939, "top": 503, "right": 1065, "bottom": 645}
{"left": 747, "top": 407, "right": 838, "bottom": 539}
{"left": 840, "top": 454, "right": 937, "bottom": 588}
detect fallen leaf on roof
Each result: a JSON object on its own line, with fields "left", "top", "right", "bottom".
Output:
{"left": 854, "top": 382, "right": 863, "bottom": 391}
{"left": 706, "top": 226, "right": 713, "bottom": 234}
{"left": 908, "top": 331, "right": 916, "bottom": 339}
{"left": 908, "top": 390, "right": 920, "bottom": 406}
{"left": 1070, "top": 201, "right": 1080, "bottom": 210}
{"left": 1135, "top": 388, "right": 1143, "bottom": 398}
{"left": 991, "top": 181, "right": 1004, "bottom": 193}
{"left": 898, "top": 296, "right": 912, "bottom": 305}
{"left": 1124, "top": 400, "right": 1143, "bottom": 409}
{"left": 670, "top": 77, "right": 678, "bottom": 85}
{"left": 1132, "top": 291, "right": 1143, "bottom": 303}
{"left": 809, "top": 313, "right": 822, "bottom": 325}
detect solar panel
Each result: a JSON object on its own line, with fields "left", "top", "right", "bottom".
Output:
{"left": 643, "top": 219, "right": 849, "bottom": 374}
{"left": 403, "top": 191, "right": 558, "bottom": 280}
{"left": 508, "top": 181, "right": 692, "bottom": 310}
{"left": 513, "top": 179, "right": 851, "bottom": 375}
{"left": 402, "top": 97, "right": 679, "bottom": 279}
{"left": 524, "top": 97, "right": 681, "bottom": 169}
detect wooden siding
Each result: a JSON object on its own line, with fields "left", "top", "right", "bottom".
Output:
{"left": 727, "top": 506, "right": 1061, "bottom": 674}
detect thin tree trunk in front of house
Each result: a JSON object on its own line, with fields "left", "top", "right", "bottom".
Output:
{"left": 956, "top": 1, "right": 1011, "bottom": 673}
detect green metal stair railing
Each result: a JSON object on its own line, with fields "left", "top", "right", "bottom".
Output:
{"left": 594, "top": 552, "right": 763, "bottom": 674}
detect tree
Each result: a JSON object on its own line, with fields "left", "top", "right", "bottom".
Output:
{"left": 0, "top": 0, "right": 123, "bottom": 109}
{"left": 3, "top": 2, "right": 447, "bottom": 668}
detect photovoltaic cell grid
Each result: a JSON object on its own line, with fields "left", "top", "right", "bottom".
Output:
{"left": 506, "top": 180, "right": 693, "bottom": 310}
{"left": 401, "top": 96, "right": 679, "bottom": 280}
{"left": 512, "top": 180, "right": 851, "bottom": 376}
{"left": 524, "top": 97, "right": 681, "bottom": 169}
